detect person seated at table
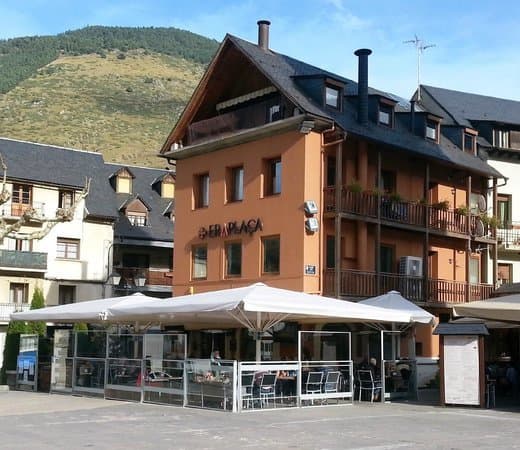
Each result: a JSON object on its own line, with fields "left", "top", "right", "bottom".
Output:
{"left": 210, "top": 350, "right": 222, "bottom": 377}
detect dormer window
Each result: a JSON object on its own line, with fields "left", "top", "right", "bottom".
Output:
{"left": 122, "top": 197, "right": 150, "bottom": 227}
{"left": 160, "top": 174, "right": 175, "bottom": 198}
{"left": 112, "top": 168, "right": 134, "bottom": 194}
{"left": 378, "top": 102, "right": 394, "bottom": 127}
{"left": 463, "top": 130, "right": 477, "bottom": 155}
{"left": 494, "top": 129, "right": 510, "bottom": 148}
{"left": 425, "top": 118, "right": 440, "bottom": 143}
{"left": 324, "top": 79, "right": 343, "bottom": 110}
{"left": 127, "top": 212, "right": 147, "bottom": 226}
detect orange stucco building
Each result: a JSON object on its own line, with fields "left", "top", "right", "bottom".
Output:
{"left": 160, "top": 21, "right": 501, "bottom": 366}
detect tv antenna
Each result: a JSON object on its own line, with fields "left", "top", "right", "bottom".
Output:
{"left": 404, "top": 35, "right": 435, "bottom": 101}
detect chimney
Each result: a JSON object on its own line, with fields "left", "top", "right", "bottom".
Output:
{"left": 257, "top": 20, "right": 271, "bottom": 51}
{"left": 354, "top": 48, "right": 372, "bottom": 126}
{"left": 410, "top": 100, "right": 416, "bottom": 133}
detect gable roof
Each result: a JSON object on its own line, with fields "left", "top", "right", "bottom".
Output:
{"left": 164, "top": 34, "right": 501, "bottom": 179}
{"left": 0, "top": 137, "right": 173, "bottom": 244}
{"left": 420, "top": 85, "right": 520, "bottom": 128}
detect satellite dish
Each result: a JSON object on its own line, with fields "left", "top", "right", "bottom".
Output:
{"left": 477, "top": 195, "right": 486, "bottom": 212}
{"left": 473, "top": 217, "right": 485, "bottom": 237}
{"left": 272, "top": 322, "right": 286, "bottom": 332}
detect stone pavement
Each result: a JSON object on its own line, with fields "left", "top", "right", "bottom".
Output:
{"left": 0, "top": 391, "right": 519, "bottom": 449}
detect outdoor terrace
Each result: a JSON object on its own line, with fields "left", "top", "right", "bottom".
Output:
{"left": 323, "top": 269, "right": 494, "bottom": 304}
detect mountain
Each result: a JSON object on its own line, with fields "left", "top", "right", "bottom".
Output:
{"left": 0, "top": 26, "right": 219, "bottom": 167}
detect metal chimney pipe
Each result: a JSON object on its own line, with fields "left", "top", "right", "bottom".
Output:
{"left": 257, "top": 20, "right": 271, "bottom": 51}
{"left": 354, "top": 48, "right": 372, "bottom": 126}
{"left": 410, "top": 99, "right": 416, "bottom": 132}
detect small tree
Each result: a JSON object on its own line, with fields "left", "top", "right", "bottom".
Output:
{"left": 26, "top": 287, "right": 46, "bottom": 336}
{"left": 0, "top": 320, "right": 28, "bottom": 384}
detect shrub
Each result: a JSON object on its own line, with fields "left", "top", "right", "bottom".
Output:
{"left": 26, "top": 287, "right": 46, "bottom": 336}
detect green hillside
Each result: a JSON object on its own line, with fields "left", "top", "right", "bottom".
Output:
{"left": 0, "top": 26, "right": 219, "bottom": 167}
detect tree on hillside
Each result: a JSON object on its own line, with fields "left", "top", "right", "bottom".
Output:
{"left": 0, "top": 153, "right": 90, "bottom": 240}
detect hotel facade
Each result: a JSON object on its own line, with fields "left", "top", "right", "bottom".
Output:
{"left": 160, "top": 22, "right": 502, "bottom": 366}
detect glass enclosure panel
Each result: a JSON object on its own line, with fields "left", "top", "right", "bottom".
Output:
{"left": 108, "top": 334, "right": 143, "bottom": 359}
{"left": 185, "top": 359, "right": 236, "bottom": 411}
{"left": 76, "top": 330, "right": 106, "bottom": 358}
{"left": 239, "top": 361, "right": 299, "bottom": 411}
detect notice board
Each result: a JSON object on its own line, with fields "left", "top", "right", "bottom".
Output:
{"left": 443, "top": 335, "right": 480, "bottom": 405}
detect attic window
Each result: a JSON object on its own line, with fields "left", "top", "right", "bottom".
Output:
{"left": 463, "top": 130, "right": 477, "bottom": 155}
{"left": 161, "top": 174, "right": 175, "bottom": 198}
{"left": 425, "top": 119, "right": 439, "bottom": 142}
{"left": 116, "top": 169, "right": 133, "bottom": 194}
{"left": 325, "top": 85, "right": 341, "bottom": 109}
{"left": 127, "top": 212, "right": 147, "bottom": 226}
{"left": 378, "top": 103, "right": 394, "bottom": 127}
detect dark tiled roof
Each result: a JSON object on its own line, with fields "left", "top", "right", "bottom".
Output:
{"left": 420, "top": 85, "right": 520, "bottom": 127}
{"left": 228, "top": 36, "right": 501, "bottom": 178}
{"left": 433, "top": 322, "right": 489, "bottom": 336}
{"left": 0, "top": 137, "right": 173, "bottom": 244}
{"left": 104, "top": 163, "right": 174, "bottom": 243}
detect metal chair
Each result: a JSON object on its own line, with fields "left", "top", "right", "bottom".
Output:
{"left": 324, "top": 371, "right": 341, "bottom": 394}
{"left": 259, "top": 373, "right": 277, "bottom": 407}
{"left": 357, "top": 369, "right": 380, "bottom": 402}
{"left": 305, "top": 371, "right": 324, "bottom": 404}
{"left": 241, "top": 373, "right": 255, "bottom": 409}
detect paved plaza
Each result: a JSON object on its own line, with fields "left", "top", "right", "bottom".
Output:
{"left": 1, "top": 391, "right": 519, "bottom": 449}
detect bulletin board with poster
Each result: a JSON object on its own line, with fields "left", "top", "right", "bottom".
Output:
{"left": 16, "top": 334, "right": 39, "bottom": 392}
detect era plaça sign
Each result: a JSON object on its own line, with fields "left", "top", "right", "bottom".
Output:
{"left": 198, "top": 218, "right": 263, "bottom": 239}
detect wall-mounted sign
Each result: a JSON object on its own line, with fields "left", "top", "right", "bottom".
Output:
{"left": 199, "top": 218, "right": 263, "bottom": 239}
{"left": 304, "top": 265, "right": 316, "bottom": 275}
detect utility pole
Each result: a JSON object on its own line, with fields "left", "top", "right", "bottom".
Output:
{"left": 404, "top": 35, "right": 435, "bottom": 102}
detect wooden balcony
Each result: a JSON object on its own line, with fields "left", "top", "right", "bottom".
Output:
{"left": 323, "top": 188, "right": 494, "bottom": 239}
{"left": 323, "top": 269, "right": 494, "bottom": 304}
{"left": 187, "top": 97, "right": 280, "bottom": 145}
{"left": 116, "top": 267, "right": 173, "bottom": 288}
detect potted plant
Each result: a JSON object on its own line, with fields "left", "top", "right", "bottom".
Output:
{"left": 346, "top": 179, "right": 363, "bottom": 193}
{"left": 455, "top": 205, "right": 469, "bottom": 216}
{"left": 432, "top": 200, "right": 450, "bottom": 211}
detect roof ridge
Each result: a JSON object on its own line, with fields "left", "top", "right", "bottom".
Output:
{"left": 0, "top": 136, "right": 104, "bottom": 157}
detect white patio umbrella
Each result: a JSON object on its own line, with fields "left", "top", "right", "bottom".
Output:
{"left": 453, "top": 293, "right": 520, "bottom": 323}
{"left": 106, "top": 283, "right": 413, "bottom": 360}
{"left": 359, "top": 290, "right": 434, "bottom": 324}
{"left": 10, "top": 292, "right": 157, "bottom": 323}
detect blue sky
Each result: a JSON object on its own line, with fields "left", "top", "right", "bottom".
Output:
{"left": 1, "top": 0, "right": 519, "bottom": 101}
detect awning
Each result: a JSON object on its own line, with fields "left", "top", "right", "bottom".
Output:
{"left": 453, "top": 293, "right": 520, "bottom": 323}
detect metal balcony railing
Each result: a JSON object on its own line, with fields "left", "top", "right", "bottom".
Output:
{"left": 0, "top": 201, "right": 46, "bottom": 218}
{"left": 0, "top": 303, "right": 30, "bottom": 321}
{"left": 0, "top": 249, "right": 47, "bottom": 270}
{"left": 323, "top": 188, "right": 494, "bottom": 238}
{"left": 323, "top": 269, "right": 494, "bottom": 304}
{"left": 497, "top": 223, "right": 520, "bottom": 248}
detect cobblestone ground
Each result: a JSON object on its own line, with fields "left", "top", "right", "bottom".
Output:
{"left": 1, "top": 391, "right": 520, "bottom": 449}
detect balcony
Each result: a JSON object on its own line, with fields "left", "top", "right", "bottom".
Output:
{"left": 497, "top": 224, "right": 520, "bottom": 250}
{"left": 0, "top": 201, "right": 46, "bottom": 219}
{"left": 0, "top": 303, "right": 30, "bottom": 322}
{"left": 187, "top": 97, "right": 280, "bottom": 146}
{"left": 115, "top": 267, "right": 173, "bottom": 289}
{"left": 324, "top": 188, "right": 494, "bottom": 239}
{"left": 0, "top": 249, "right": 47, "bottom": 270}
{"left": 323, "top": 269, "right": 494, "bottom": 304}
